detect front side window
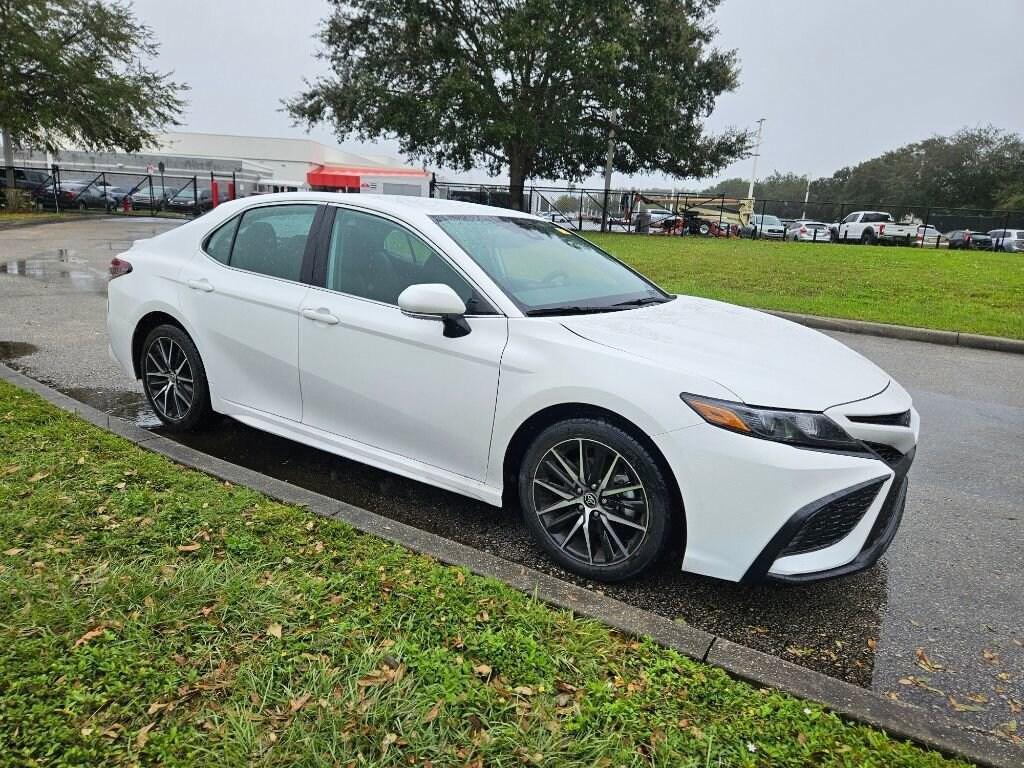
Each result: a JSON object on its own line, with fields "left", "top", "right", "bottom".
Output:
{"left": 432, "top": 215, "right": 670, "bottom": 315}
{"left": 326, "top": 208, "right": 495, "bottom": 313}
{"left": 230, "top": 204, "right": 317, "bottom": 281}
{"left": 843, "top": 213, "right": 858, "bottom": 224}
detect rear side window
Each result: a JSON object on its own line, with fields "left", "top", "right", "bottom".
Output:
{"left": 203, "top": 217, "right": 238, "bottom": 264}
{"left": 230, "top": 204, "right": 318, "bottom": 281}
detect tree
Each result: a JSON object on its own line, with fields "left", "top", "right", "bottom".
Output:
{"left": 0, "top": 0, "right": 186, "bottom": 206}
{"left": 812, "top": 127, "right": 1024, "bottom": 211}
{"left": 287, "top": 0, "right": 748, "bottom": 209}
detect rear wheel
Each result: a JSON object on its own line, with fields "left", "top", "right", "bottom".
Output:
{"left": 861, "top": 228, "right": 876, "bottom": 245}
{"left": 140, "top": 324, "right": 215, "bottom": 431}
{"left": 518, "top": 418, "right": 674, "bottom": 582}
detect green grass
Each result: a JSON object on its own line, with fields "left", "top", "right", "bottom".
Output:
{"left": 0, "top": 381, "right": 968, "bottom": 767}
{"left": 0, "top": 211, "right": 68, "bottom": 227}
{"left": 588, "top": 234, "right": 1024, "bottom": 340}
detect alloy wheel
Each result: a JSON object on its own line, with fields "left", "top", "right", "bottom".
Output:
{"left": 531, "top": 438, "right": 650, "bottom": 568}
{"left": 144, "top": 337, "right": 195, "bottom": 421}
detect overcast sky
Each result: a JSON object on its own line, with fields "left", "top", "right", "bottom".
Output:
{"left": 129, "top": 0, "right": 1024, "bottom": 189}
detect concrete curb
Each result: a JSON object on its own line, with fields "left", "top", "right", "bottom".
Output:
{"left": 765, "top": 309, "right": 1024, "bottom": 355}
{"left": 1, "top": 363, "right": 1019, "bottom": 768}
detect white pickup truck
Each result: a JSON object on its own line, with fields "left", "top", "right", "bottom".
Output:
{"left": 832, "top": 211, "right": 920, "bottom": 244}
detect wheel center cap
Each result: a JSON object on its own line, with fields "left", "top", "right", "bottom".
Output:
{"left": 582, "top": 492, "right": 598, "bottom": 508}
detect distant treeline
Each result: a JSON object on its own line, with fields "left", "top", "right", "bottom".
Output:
{"left": 704, "top": 127, "right": 1024, "bottom": 212}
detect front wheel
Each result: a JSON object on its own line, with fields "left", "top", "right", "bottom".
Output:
{"left": 140, "top": 324, "right": 216, "bottom": 431}
{"left": 518, "top": 418, "right": 675, "bottom": 582}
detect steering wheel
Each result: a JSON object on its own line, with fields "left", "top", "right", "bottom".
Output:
{"left": 540, "top": 269, "right": 570, "bottom": 286}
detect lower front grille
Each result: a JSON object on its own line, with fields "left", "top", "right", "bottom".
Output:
{"left": 779, "top": 480, "right": 885, "bottom": 557}
{"left": 864, "top": 442, "right": 904, "bottom": 467}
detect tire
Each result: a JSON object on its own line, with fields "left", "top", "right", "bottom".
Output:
{"left": 698, "top": 222, "right": 710, "bottom": 236}
{"left": 140, "top": 324, "right": 216, "bottom": 431}
{"left": 861, "top": 228, "right": 876, "bottom": 245}
{"left": 518, "top": 418, "right": 675, "bottom": 582}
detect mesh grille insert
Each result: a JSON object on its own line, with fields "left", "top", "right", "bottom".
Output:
{"left": 865, "top": 442, "right": 904, "bottom": 466}
{"left": 780, "top": 480, "right": 885, "bottom": 557}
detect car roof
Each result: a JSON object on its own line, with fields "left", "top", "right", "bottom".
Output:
{"left": 231, "top": 191, "right": 537, "bottom": 219}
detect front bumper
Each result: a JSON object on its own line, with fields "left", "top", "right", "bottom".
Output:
{"left": 653, "top": 383, "right": 918, "bottom": 583}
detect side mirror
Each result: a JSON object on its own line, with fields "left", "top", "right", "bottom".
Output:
{"left": 397, "top": 283, "right": 471, "bottom": 338}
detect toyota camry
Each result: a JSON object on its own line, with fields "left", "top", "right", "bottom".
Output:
{"left": 107, "top": 193, "right": 919, "bottom": 583}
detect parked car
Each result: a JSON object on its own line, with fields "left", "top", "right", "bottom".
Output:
{"left": 100, "top": 186, "right": 135, "bottom": 208}
{"left": 832, "top": 211, "right": 920, "bottom": 244}
{"left": 741, "top": 213, "right": 785, "bottom": 239}
{"left": 542, "top": 210, "right": 576, "bottom": 228}
{"left": 165, "top": 188, "right": 214, "bottom": 215}
{"left": 785, "top": 220, "right": 831, "bottom": 242}
{"left": 946, "top": 230, "right": 993, "bottom": 250}
{"left": 108, "top": 193, "right": 918, "bottom": 584}
{"left": 0, "top": 166, "right": 50, "bottom": 194}
{"left": 130, "top": 185, "right": 170, "bottom": 211}
{"left": 32, "top": 181, "right": 105, "bottom": 210}
{"left": 987, "top": 229, "right": 1024, "bottom": 252}
{"left": 912, "top": 225, "right": 942, "bottom": 247}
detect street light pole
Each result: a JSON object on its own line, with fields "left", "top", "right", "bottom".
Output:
{"left": 601, "top": 127, "right": 615, "bottom": 233}
{"left": 802, "top": 176, "right": 810, "bottom": 220}
{"left": 746, "top": 118, "right": 766, "bottom": 200}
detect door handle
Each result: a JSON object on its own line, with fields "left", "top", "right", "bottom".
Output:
{"left": 187, "top": 278, "right": 214, "bottom": 292}
{"left": 301, "top": 307, "right": 340, "bottom": 325}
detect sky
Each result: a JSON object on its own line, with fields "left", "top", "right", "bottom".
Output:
{"left": 128, "top": 0, "right": 1024, "bottom": 189}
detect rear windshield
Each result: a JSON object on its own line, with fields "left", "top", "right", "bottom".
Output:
{"left": 758, "top": 215, "right": 782, "bottom": 226}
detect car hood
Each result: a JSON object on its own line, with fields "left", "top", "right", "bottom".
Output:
{"left": 560, "top": 296, "right": 891, "bottom": 411}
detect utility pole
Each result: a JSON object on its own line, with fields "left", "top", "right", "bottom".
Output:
{"left": 746, "top": 118, "right": 765, "bottom": 200}
{"left": 801, "top": 176, "right": 810, "bottom": 219}
{"left": 601, "top": 127, "right": 615, "bottom": 233}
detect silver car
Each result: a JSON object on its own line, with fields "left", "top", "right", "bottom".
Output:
{"left": 988, "top": 229, "right": 1024, "bottom": 252}
{"left": 786, "top": 220, "right": 831, "bottom": 242}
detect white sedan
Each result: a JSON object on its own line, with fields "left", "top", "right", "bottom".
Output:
{"left": 107, "top": 193, "right": 919, "bottom": 583}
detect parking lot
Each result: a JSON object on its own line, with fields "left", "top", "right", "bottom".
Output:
{"left": 1, "top": 217, "right": 1021, "bottom": 744}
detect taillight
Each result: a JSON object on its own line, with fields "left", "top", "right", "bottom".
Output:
{"left": 109, "top": 257, "right": 133, "bottom": 278}
{"left": 799, "top": 226, "right": 807, "bottom": 234}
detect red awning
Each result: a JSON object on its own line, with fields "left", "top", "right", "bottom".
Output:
{"left": 306, "top": 167, "right": 360, "bottom": 188}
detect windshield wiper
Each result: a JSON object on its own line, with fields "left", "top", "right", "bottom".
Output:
{"left": 525, "top": 305, "right": 622, "bottom": 317}
{"left": 610, "top": 296, "right": 671, "bottom": 308}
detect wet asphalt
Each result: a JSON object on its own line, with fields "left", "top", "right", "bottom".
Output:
{"left": 0, "top": 217, "right": 1021, "bottom": 745}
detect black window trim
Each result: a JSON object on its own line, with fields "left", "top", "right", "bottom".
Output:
{"left": 198, "top": 200, "right": 325, "bottom": 286}
{"left": 309, "top": 203, "right": 505, "bottom": 318}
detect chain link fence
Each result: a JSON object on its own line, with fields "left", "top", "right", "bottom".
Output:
{"left": 2, "top": 164, "right": 243, "bottom": 218}
{"left": 431, "top": 181, "right": 1024, "bottom": 249}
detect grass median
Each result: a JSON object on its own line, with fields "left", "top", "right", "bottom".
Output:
{"left": 0, "top": 380, "right": 967, "bottom": 767}
{"left": 588, "top": 234, "right": 1024, "bottom": 340}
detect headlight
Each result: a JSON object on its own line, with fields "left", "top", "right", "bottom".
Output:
{"left": 680, "top": 393, "right": 861, "bottom": 451}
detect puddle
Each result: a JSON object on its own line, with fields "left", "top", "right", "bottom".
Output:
{"left": 0, "top": 256, "right": 108, "bottom": 294}
{"left": 63, "top": 386, "right": 161, "bottom": 428}
{"left": 0, "top": 341, "right": 39, "bottom": 360}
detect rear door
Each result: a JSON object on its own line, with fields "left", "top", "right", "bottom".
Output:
{"left": 178, "top": 202, "right": 323, "bottom": 421}
{"left": 298, "top": 205, "right": 508, "bottom": 480}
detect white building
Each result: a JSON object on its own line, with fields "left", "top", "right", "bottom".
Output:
{"left": 5, "top": 131, "right": 432, "bottom": 197}
{"left": 152, "top": 132, "right": 431, "bottom": 196}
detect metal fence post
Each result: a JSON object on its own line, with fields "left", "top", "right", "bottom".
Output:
{"left": 192, "top": 176, "right": 198, "bottom": 216}
{"left": 53, "top": 164, "right": 62, "bottom": 213}
{"left": 758, "top": 199, "right": 767, "bottom": 239}
{"left": 920, "top": 207, "right": 930, "bottom": 249}
{"left": 718, "top": 195, "right": 725, "bottom": 235}
{"left": 578, "top": 191, "right": 584, "bottom": 231}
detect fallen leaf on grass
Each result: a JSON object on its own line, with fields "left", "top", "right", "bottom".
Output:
{"left": 512, "top": 686, "right": 534, "bottom": 696}
{"left": 176, "top": 542, "right": 201, "bottom": 553}
{"left": 915, "top": 648, "right": 945, "bottom": 672}
{"left": 423, "top": 699, "right": 443, "bottom": 723}
{"left": 266, "top": 623, "right": 282, "bottom": 639}
{"left": 28, "top": 470, "right": 50, "bottom": 483}
{"left": 74, "top": 624, "right": 109, "bottom": 648}
{"left": 135, "top": 722, "right": 155, "bottom": 748}
{"left": 472, "top": 663, "right": 492, "bottom": 678}
{"left": 289, "top": 693, "right": 311, "bottom": 713}
{"left": 3, "top": 548, "right": 25, "bottom": 556}
{"left": 1, "top": 464, "right": 21, "bottom": 476}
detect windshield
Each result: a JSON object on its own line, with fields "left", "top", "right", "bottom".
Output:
{"left": 432, "top": 215, "right": 670, "bottom": 315}
{"left": 757, "top": 215, "right": 782, "bottom": 226}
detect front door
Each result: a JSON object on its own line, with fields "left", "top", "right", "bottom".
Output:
{"left": 298, "top": 206, "right": 508, "bottom": 481}
{"left": 178, "top": 202, "right": 321, "bottom": 421}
